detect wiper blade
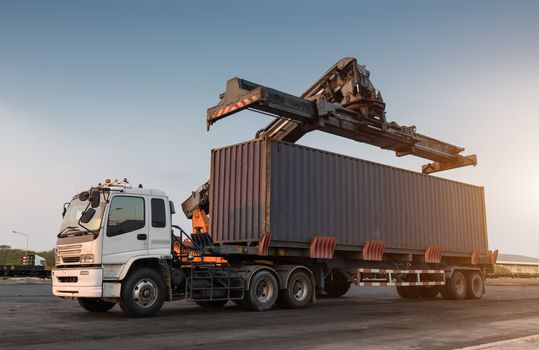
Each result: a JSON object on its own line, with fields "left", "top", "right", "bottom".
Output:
{"left": 57, "top": 226, "right": 81, "bottom": 238}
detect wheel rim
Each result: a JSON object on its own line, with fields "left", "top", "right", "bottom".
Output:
{"left": 291, "top": 277, "right": 308, "bottom": 301}
{"left": 255, "top": 278, "right": 273, "bottom": 303}
{"left": 132, "top": 279, "right": 158, "bottom": 308}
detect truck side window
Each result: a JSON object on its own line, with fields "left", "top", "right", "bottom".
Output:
{"left": 107, "top": 196, "right": 145, "bottom": 237}
{"left": 151, "top": 198, "right": 166, "bottom": 228}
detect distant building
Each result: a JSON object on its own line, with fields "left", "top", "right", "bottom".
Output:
{"left": 495, "top": 254, "right": 539, "bottom": 277}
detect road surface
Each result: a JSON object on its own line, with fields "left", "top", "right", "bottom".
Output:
{"left": 1, "top": 279, "right": 539, "bottom": 349}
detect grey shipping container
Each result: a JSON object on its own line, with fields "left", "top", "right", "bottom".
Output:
{"left": 209, "top": 139, "right": 488, "bottom": 257}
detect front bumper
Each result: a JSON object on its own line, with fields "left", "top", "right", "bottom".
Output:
{"left": 52, "top": 267, "right": 103, "bottom": 298}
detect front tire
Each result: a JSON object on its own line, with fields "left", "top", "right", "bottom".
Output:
{"left": 278, "top": 270, "right": 313, "bottom": 309}
{"left": 120, "top": 268, "right": 165, "bottom": 317}
{"left": 244, "top": 270, "right": 279, "bottom": 311}
{"left": 78, "top": 298, "right": 116, "bottom": 312}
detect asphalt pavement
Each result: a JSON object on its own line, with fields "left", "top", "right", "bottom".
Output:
{"left": 1, "top": 279, "right": 539, "bottom": 349}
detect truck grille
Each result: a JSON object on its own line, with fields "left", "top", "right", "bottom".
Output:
{"left": 58, "top": 276, "right": 78, "bottom": 283}
{"left": 62, "top": 257, "right": 80, "bottom": 263}
{"left": 57, "top": 244, "right": 82, "bottom": 256}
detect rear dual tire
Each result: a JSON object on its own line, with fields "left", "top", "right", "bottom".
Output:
{"left": 243, "top": 270, "right": 279, "bottom": 311}
{"left": 465, "top": 271, "right": 484, "bottom": 299}
{"left": 278, "top": 270, "right": 313, "bottom": 309}
{"left": 397, "top": 271, "right": 483, "bottom": 301}
{"left": 441, "top": 270, "right": 483, "bottom": 300}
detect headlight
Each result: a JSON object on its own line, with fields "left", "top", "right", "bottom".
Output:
{"left": 81, "top": 254, "right": 94, "bottom": 264}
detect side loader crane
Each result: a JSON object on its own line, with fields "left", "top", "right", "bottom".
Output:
{"left": 52, "top": 59, "right": 492, "bottom": 317}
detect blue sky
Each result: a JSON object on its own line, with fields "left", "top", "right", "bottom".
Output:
{"left": 1, "top": 1, "right": 538, "bottom": 256}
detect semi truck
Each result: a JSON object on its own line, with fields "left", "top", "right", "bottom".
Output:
{"left": 52, "top": 58, "right": 497, "bottom": 317}
{"left": 1, "top": 254, "right": 50, "bottom": 278}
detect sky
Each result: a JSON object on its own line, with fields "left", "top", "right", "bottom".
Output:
{"left": 0, "top": 1, "right": 538, "bottom": 257}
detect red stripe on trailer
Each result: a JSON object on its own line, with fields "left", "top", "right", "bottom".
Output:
{"left": 425, "top": 245, "right": 443, "bottom": 263}
{"left": 362, "top": 240, "right": 385, "bottom": 261}
{"left": 257, "top": 232, "right": 271, "bottom": 256}
{"left": 309, "top": 236, "right": 336, "bottom": 259}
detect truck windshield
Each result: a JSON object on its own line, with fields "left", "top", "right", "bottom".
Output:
{"left": 58, "top": 197, "right": 106, "bottom": 237}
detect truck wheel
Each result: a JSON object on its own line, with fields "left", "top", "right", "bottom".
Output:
{"left": 441, "top": 271, "right": 467, "bottom": 300}
{"left": 419, "top": 287, "right": 439, "bottom": 298}
{"left": 466, "top": 271, "right": 484, "bottom": 299}
{"left": 78, "top": 298, "right": 116, "bottom": 312}
{"left": 396, "top": 286, "right": 421, "bottom": 298}
{"left": 195, "top": 300, "right": 228, "bottom": 307}
{"left": 244, "top": 270, "right": 278, "bottom": 311}
{"left": 120, "top": 268, "right": 165, "bottom": 317}
{"left": 278, "top": 270, "right": 313, "bottom": 309}
{"left": 324, "top": 273, "right": 351, "bottom": 297}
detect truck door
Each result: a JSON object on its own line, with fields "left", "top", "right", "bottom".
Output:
{"left": 102, "top": 195, "right": 149, "bottom": 264}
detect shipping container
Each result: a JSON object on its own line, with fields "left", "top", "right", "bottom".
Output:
{"left": 209, "top": 138, "right": 488, "bottom": 257}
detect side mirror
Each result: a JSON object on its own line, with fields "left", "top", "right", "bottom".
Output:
{"left": 90, "top": 190, "right": 100, "bottom": 208}
{"left": 78, "top": 191, "right": 90, "bottom": 201}
{"left": 62, "top": 203, "right": 68, "bottom": 218}
{"left": 80, "top": 208, "right": 96, "bottom": 224}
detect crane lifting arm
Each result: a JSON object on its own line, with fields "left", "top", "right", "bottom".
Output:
{"left": 206, "top": 57, "right": 477, "bottom": 175}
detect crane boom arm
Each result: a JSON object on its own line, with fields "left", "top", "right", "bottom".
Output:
{"left": 206, "top": 64, "right": 477, "bottom": 174}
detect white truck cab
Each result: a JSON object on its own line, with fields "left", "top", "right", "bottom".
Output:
{"left": 52, "top": 179, "right": 315, "bottom": 317}
{"left": 52, "top": 179, "right": 174, "bottom": 314}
